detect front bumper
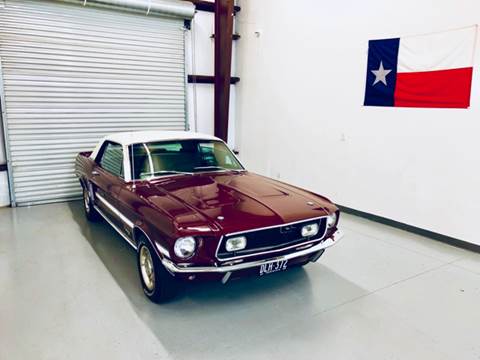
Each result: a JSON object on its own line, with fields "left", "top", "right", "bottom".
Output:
{"left": 161, "top": 229, "right": 343, "bottom": 277}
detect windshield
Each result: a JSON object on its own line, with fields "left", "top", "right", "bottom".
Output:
{"left": 129, "top": 139, "right": 244, "bottom": 180}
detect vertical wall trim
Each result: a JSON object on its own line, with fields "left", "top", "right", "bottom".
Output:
{"left": 0, "top": 58, "right": 15, "bottom": 206}
{"left": 183, "top": 24, "right": 190, "bottom": 131}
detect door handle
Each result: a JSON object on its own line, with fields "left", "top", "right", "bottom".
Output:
{"left": 92, "top": 170, "right": 100, "bottom": 176}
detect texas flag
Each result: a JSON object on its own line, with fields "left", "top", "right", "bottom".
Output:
{"left": 364, "top": 26, "right": 477, "bottom": 108}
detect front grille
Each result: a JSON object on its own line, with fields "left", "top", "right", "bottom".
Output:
{"left": 217, "top": 217, "right": 328, "bottom": 260}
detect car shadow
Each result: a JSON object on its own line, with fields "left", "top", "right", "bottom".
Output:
{"left": 67, "top": 200, "right": 364, "bottom": 358}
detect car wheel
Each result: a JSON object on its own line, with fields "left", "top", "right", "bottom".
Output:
{"left": 137, "top": 236, "right": 177, "bottom": 303}
{"left": 82, "top": 184, "right": 99, "bottom": 222}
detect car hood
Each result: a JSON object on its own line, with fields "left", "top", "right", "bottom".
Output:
{"left": 147, "top": 171, "right": 336, "bottom": 235}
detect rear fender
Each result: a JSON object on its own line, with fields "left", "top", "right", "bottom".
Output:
{"left": 78, "top": 178, "right": 95, "bottom": 204}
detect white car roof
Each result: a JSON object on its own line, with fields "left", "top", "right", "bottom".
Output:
{"left": 105, "top": 130, "right": 221, "bottom": 146}
{"left": 90, "top": 130, "right": 223, "bottom": 161}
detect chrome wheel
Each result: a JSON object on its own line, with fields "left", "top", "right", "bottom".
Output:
{"left": 83, "top": 188, "right": 90, "bottom": 212}
{"left": 140, "top": 245, "right": 155, "bottom": 292}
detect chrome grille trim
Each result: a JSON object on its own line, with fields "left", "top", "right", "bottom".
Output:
{"left": 215, "top": 215, "right": 329, "bottom": 262}
{"left": 163, "top": 230, "right": 344, "bottom": 275}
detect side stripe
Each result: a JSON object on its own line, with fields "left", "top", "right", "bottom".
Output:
{"left": 94, "top": 205, "right": 137, "bottom": 250}
{"left": 96, "top": 193, "right": 134, "bottom": 228}
{"left": 95, "top": 192, "right": 171, "bottom": 258}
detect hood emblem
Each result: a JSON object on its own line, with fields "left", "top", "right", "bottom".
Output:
{"left": 217, "top": 216, "right": 225, "bottom": 221}
{"left": 307, "top": 201, "right": 315, "bottom": 206}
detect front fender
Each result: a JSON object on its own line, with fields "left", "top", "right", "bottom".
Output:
{"left": 133, "top": 225, "right": 171, "bottom": 260}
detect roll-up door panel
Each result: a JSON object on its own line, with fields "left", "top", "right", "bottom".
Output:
{"left": 0, "top": 0, "right": 188, "bottom": 206}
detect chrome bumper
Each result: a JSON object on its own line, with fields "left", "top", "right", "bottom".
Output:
{"left": 161, "top": 229, "right": 344, "bottom": 274}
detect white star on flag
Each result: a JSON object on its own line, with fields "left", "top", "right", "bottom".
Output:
{"left": 371, "top": 61, "right": 392, "bottom": 86}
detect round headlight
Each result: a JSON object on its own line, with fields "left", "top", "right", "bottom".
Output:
{"left": 327, "top": 212, "right": 337, "bottom": 228}
{"left": 174, "top": 236, "right": 196, "bottom": 259}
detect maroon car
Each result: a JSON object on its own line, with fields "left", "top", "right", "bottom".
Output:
{"left": 75, "top": 131, "right": 343, "bottom": 302}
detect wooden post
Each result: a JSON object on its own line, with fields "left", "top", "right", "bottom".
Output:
{"left": 214, "top": 0, "right": 234, "bottom": 142}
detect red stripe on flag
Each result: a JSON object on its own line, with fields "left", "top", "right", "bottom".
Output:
{"left": 394, "top": 67, "right": 473, "bottom": 108}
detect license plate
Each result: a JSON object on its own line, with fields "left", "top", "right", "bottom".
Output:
{"left": 259, "top": 260, "right": 288, "bottom": 276}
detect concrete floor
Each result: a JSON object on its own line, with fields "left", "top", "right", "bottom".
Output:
{"left": 1, "top": 202, "right": 479, "bottom": 360}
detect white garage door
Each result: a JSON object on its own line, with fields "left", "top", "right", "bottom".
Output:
{"left": 0, "top": 0, "right": 193, "bottom": 206}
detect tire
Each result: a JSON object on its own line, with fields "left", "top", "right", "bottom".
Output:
{"left": 82, "top": 183, "right": 99, "bottom": 222}
{"left": 137, "top": 236, "right": 177, "bottom": 303}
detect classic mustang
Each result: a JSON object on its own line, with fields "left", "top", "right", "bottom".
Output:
{"left": 75, "top": 131, "right": 343, "bottom": 302}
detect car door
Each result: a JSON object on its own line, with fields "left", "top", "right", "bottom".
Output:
{"left": 91, "top": 141, "right": 126, "bottom": 229}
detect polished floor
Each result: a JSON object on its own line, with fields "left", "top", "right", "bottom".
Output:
{"left": 1, "top": 202, "right": 479, "bottom": 360}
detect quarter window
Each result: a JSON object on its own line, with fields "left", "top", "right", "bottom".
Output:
{"left": 99, "top": 142, "right": 124, "bottom": 178}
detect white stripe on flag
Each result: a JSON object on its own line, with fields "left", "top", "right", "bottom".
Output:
{"left": 397, "top": 26, "right": 477, "bottom": 73}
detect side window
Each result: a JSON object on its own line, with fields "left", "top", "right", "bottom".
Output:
{"left": 99, "top": 142, "right": 124, "bottom": 178}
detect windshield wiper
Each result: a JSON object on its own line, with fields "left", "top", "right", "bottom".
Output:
{"left": 141, "top": 170, "right": 193, "bottom": 177}
{"left": 193, "top": 166, "right": 245, "bottom": 173}
{"left": 193, "top": 166, "right": 228, "bottom": 171}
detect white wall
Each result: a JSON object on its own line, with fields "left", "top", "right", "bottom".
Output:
{"left": 235, "top": 0, "right": 480, "bottom": 244}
